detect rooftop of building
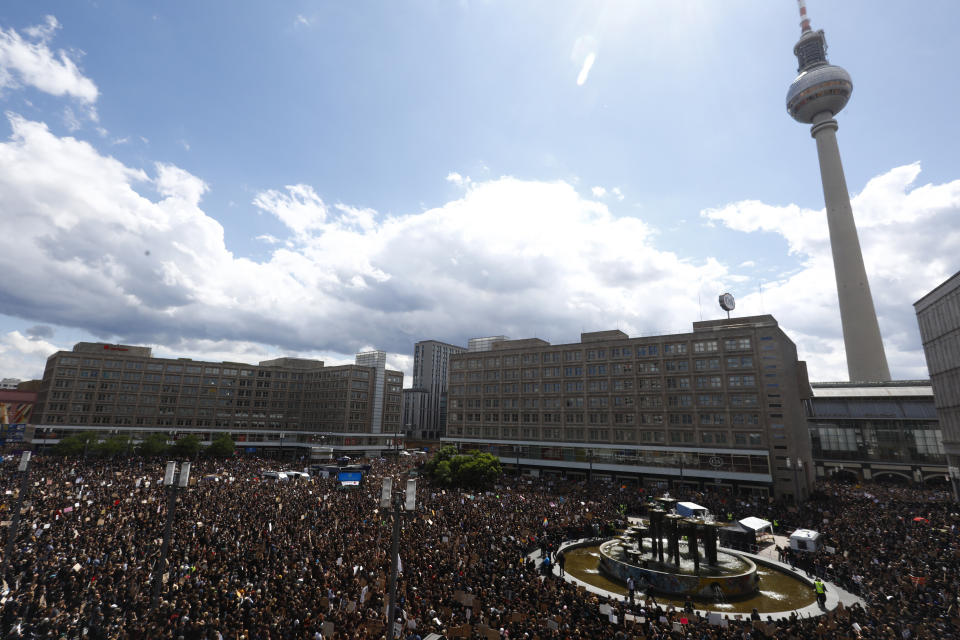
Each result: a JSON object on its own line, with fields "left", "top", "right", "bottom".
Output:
{"left": 810, "top": 380, "right": 933, "bottom": 398}
{"left": 415, "top": 339, "right": 467, "bottom": 350}
{"left": 465, "top": 316, "right": 785, "bottom": 351}
{"left": 914, "top": 270, "right": 960, "bottom": 310}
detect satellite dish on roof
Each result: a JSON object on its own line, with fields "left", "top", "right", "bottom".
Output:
{"left": 719, "top": 292, "right": 735, "bottom": 318}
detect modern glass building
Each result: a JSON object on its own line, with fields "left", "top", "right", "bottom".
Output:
{"left": 805, "top": 381, "right": 945, "bottom": 484}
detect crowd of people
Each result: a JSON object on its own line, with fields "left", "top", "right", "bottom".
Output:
{"left": 0, "top": 452, "right": 957, "bottom": 640}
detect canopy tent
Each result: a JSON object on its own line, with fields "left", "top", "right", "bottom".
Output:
{"left": 718, "top": 523, "right": 756, "bottom": 551}
{"left": 676, "top": 502, "right": 709, "bottom": 518}
{"left": 738, "top": 517, "right": 773, "bottom": 534}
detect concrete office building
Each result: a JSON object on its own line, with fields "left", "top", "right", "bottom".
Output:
{"left": 32, "top": 342, "right": 403, "bottom": 457}
{"left": 407, "top": 340, "right": 467, "bottom": 440}
{"left": 468, "top": 336, "right": 508, "bottom": 353}
{"left": 403, "top": 387, "right": 428, "bottom": 438}
{"left": 915, "top": 271, "right": 960, "bottom": 499}
{"left": 444, "top": 316, "right": 813, "bottom": 500}
{"left": 805, "top": 381, "right": 945, "bottom": 485}
{"left": 786, "top": 1, "right": 890, "bottom": 382}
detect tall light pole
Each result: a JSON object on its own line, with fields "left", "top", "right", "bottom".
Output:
{"left": 279, "top": 432, "right": 285, "bottom": 461}
{"left": 786, "top": 457, "right": 804, "bottom": 507}
{"left": 1, "top": 452, "right": 31, "bottom": 581}
{"left": 948, "top": 463, "right": 960, "bottom": 503}
{"left": 152, "top": 460, "right": 191, "bottom": 608}
{"left": 381, "top": 476, "right": 417, "bottom": 639}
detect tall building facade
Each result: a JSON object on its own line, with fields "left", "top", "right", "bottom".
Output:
{"left": 32, "top": 342, "right": 403, "bottom": 456}
{"left": 444, "top": 316, "right": 813, "bottom": 500}
{"left": 805, "top": 381, "right": 944, "bottom": 485}
{"left": 786, "top": 1, "right": 890, "bottom": 382}
{"left": 408, "top": 340, "right": 467, "bottom": 440}
{"left": 915, "top": 271, "right": 960, "bottom": 500}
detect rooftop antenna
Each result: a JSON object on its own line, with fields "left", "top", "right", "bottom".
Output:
{"left": 797, "top": 0, "right": 812, "bottom": 33}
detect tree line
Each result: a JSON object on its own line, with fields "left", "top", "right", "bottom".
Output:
{"left": 51, "top": 432, "right": 236, "bottom": 458}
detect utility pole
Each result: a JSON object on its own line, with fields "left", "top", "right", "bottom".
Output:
{"left": 381, "top": 476, "right": 417, "bottom": 639}
{"left": 152, "top": 460, "right": 191, "bottom": 608}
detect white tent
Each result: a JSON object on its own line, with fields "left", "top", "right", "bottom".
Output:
{"left": 677, "top": 502, "right": 709, "bottom": 518}
{"left": 738, "top": 517, "right": 773, "bottom": 534}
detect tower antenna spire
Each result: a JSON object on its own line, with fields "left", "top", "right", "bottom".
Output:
{"left": 797, "top": 0, "right": 812, "bottom": 33}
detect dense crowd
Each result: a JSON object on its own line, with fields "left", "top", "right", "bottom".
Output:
{"left": 0, "top": 453, "right": 957, "bottom": 640}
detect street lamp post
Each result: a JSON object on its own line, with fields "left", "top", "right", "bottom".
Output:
{"left": 152, "top": 460, "right": 191, "bottom": 608}
{"left": 948, "top": 461, "right": 960, "bottom": 503}
{"left": 381, "top": 476, "right": 417, "bottom": 639}
{"left": 1, "top": 452, "right": 31, "bottom": 581}
{"left": 279, "top": 433, "right": 285, "bottom": 461}
{"left": 786, "top": 457, "right": 804, "bottom": 507}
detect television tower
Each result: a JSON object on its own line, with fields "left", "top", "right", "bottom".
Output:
{"left": 786, "top": 0, "right": 891, "bottom": 382}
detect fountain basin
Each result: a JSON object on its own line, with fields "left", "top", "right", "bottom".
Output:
{"left": 598, "top": 538, "right": 759, "bottom": 598}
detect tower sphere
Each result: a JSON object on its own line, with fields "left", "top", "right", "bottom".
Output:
{"left": 786, "top": 63, "right": 852, "bottom": 124}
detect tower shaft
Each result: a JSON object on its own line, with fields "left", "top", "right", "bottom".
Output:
{"left": 810, "top": 113, "right": 891, "bottom": 382}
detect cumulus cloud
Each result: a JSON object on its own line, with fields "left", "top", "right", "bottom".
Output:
{"left": 0, "top": 113, "right": 954, "bottom": 384}
{"left": 0, "top": 113, "right": 733, "bottom": 379}
{"left": 591, "top": 186, "right": 606, "bottom": 198}
{"left": 703, "top": 162, "right": 960, "bottom": 380}
{"left": 0, "top": 16, "right": 98, "bottom": 103}
{"left": 445, "top": 172, "right": 471, "bottom": 187}
{"left": 0, "top": 330, "right": 62, "bottom": 379}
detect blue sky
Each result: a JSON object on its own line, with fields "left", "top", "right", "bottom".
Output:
{"left": 0, "top": 0, "right": 958, "bottom": 383}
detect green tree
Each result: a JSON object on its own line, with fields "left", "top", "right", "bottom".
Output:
{"left": 425, "top": 445, "right": 458, "bottom": 475}
{"left": 456, "top": 451, "right": 502, "bottom": 487}
{"left": 54, "top": 432, "right": 98, "bottom": 457}
{"left": 170, "top": 434, "right": 202, "bottom": 459}
{"left": 137, "top": 433, "right": 170, "bottom": 458}
{"left": 95, "top": 434, "right": 131, "bottom": 458}
{"left": 426, "top": 447, "right": 502, "bottom": 488}
{"left": 432, "top": 459, "right": 453, "bottom": 486}
{"left": 207, "top": 433, "right": 236, "bottom": 457}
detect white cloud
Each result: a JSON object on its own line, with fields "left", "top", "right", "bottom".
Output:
{"left": 295, "top": 14, "right": 312, "bottom": 27}
{"left": 571, "top": 35, "right": 598, "bottom": 87}
{"left": 0, "top": 330, "right": 62, "bottom": 379}
{"left": 0, "top": 16, "right": 98, "bottom": 103}
{"left": 612, "top": 187, "right": 624, "bottom": 202}
{"left": 0, "top": 114, "right": 730, "bottom": 378}
{"left": 0, "top": 114, "right": 954, "bottom": 385}
{"left": 576, "top": 52, "right": 596, "bottom": 86}
{"left": 253, "top": 183, "right": 328, "bottom": 235}
{"left": 703, "top": 162, "right": 960, "bottom": 380}
{"left": 591, "top": 186, "right": 606, "bottom": 198}
{"left": 445, "top": 172, "right": 471, "bottom": 187}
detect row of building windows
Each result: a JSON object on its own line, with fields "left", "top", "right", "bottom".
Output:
{"left": 447, "top": 425, "right": 765, "bottom": 446}
{"left": 452, "top": 339, "right": 756, "bottom": 370}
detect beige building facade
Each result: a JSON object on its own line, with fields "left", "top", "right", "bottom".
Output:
{"left": 444, "top": 315, "right": 813, "bottom": 500}
{"left": 32, "top": 342, "right": 403, "bottom": 456}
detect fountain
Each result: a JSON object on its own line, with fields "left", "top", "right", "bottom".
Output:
{"left": 596, "top": 501, "right": 759, "bottom": 599}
